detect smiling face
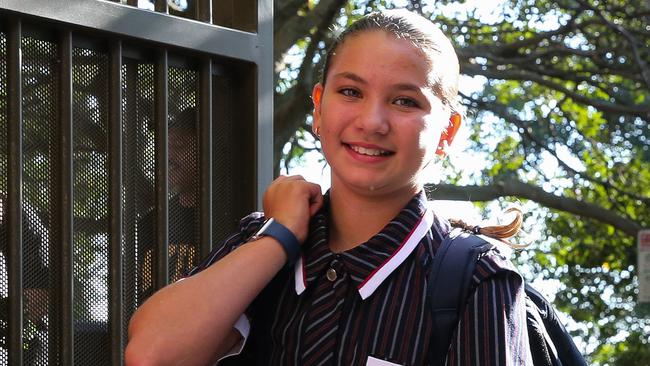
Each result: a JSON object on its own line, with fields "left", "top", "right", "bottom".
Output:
{"left": 312, "top": 30, "right": 461, "bottom": 199}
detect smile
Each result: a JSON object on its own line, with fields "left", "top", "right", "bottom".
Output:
{"left": 348, "top": 144, "right": 393, "bottom": 156}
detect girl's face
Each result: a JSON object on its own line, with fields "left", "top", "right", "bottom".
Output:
{"left": 312, "top": 30, "right": 461, "bottom": 198}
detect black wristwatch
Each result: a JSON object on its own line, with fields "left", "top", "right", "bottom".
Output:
{"left": 249, "top": 218, "right": 301, "bottom": 265}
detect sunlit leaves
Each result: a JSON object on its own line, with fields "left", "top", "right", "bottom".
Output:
{"left": 275, "top": 1, "right": 650, "bottom": 364}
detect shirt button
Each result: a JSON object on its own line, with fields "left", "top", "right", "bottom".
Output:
{"left": 326, "top": 268, "right": 337, "bottom": 282}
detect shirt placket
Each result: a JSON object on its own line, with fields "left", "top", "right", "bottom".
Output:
{"left": 300, "top": 256, "right": 348, "bottom": 365}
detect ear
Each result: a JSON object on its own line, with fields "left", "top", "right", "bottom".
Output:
{"left": 435, "top": 112, "right": 462, "bottom": 157}
{"left": 311, "top": 83, "right": 324, "bottom": 132}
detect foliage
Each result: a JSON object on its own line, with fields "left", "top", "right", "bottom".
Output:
{"left": 274, "top": 0, "right": 650, "bottom": 364}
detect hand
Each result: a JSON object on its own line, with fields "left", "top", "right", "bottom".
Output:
{"left": 262, "top": 175, "right": 323, "bottom": 243}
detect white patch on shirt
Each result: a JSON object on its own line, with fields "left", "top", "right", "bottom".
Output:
{"left": 366, "top": 355, "right": 403, "bottom": 366}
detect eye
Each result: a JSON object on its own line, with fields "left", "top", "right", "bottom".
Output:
{"left": 339, "top": 88, "right": 361, "bottom": 98}
{"left": 394, "top": 97, "right": 419, "bottom": 108}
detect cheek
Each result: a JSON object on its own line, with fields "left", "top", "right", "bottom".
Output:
{"left": 319, "top": 110, "right": 345, "bottom": 142}
{"left": 417, "top": 120, "right": 445, "bottom": 159}
{"left": 419, "top": 118, "right": 443, "bottom": 144}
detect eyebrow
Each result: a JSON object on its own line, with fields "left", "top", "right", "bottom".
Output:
{"left": 331, "top": 71, "right": 427, "bottom": 93}
{"left": 332, "top": 71, "right": 366, "bottom": 84}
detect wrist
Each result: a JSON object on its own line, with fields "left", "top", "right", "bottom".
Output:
{"left": 249, "top": 218, "right": 301, "bottom": 265}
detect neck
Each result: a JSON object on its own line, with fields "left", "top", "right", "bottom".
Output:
{"left": 327, "top": 186, "right": 420, "bottom": 253}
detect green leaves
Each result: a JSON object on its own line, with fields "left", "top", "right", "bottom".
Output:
{"left": 275, "top": 1, "right": 650, "bottom": 363}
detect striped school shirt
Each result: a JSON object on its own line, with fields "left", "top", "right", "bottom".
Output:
{"left": 188, "top": 191, "right": 532, "bottom": 365}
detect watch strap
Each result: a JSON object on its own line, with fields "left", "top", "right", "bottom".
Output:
{"left": 254, "top": 218, "right": 301, "bottom": 265}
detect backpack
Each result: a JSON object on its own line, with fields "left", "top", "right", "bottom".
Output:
{"left": 427, "top": 229, "right": 587, "bottom": 366}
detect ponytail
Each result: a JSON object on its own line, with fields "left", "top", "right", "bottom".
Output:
{"left": 448, "top": 206, "right": 528, "bottom": 248}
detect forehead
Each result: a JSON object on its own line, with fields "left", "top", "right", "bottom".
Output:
{"left": 328, "top": 30, "right": 434, "bottom": 85}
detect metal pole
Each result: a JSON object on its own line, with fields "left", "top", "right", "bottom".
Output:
{"left": 57, "top": 29, "right": 75, "bottom": 366}
{"left": 108, "top": 39, "right": 124, "bottom": 366}
{"left": 7, "top": 17, "right": 23, "bottom": 366}
{"left": 198, "top": 58, "right": 212, "bottom": 257}
{"left": 154, "top": 49, "right": 169, "bottom": 291}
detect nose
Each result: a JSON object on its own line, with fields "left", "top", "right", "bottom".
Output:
{"left": 356, "top": 98, "right": 389, "bottom": 135}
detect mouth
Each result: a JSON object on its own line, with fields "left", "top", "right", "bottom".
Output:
{"left": 346, "top": 143, "right": 394, "bottom": 157}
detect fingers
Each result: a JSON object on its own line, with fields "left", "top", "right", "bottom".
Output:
{"left": 307, "top": 183, "right": 324, "bottom": 216}
{"left": 263, "top": 175, "right": 323, "bottom": 243}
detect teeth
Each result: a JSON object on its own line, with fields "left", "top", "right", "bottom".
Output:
{"left": 350, "top": 145, "right": 390, "bottom": 156}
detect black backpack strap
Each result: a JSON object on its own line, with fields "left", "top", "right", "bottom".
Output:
{"left": 526, "top": 284, "right": 588, "bottom": 366}
{"left": 427, "top": 229, "right": 494, "bottom": 365}
{"left": 526, "top": 294, "right": 556, "bottom": 366}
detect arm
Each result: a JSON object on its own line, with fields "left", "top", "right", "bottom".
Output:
{"left": 446, "top": 270, "right": 532, "bottom": 366}
{"left": 125, "top": 176, "right": 323, "bottom": 366}
{"left": 126, "top": 236, "right": 288, "bottom": 366}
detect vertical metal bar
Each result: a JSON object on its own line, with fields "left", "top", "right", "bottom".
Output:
{"left": 108, "top": 40, "right": 124, "bottom": 366}
{"left": 123, "top": 62, "right": 137, "bottom": 313}
{"left": 256, "top": 0, "right": 274, "bottom": 206}
{"left": 154, "top": 50, "right": 169, "bottom": 291}
{"left": 197, "top": 0, "right": 212, "bottom": 24}
{"left": 7, "top": 17, "right": 23, "bottom": 366}
{"left": 198, "top": 58, "right": 212, "bottom": 257}
{"left": 58, "top": 29, "right": 75, "bottom": 366}
{"left": 155, "top": 0, "right": 168, "bottom": 14}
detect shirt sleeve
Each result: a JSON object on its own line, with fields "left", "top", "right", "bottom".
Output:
{"left": 445, "top": 249, "right": 533, "bottom": 366}
{"left": 185, "top": 211, "right": 266, "bottom": 277}
{"left": 183, "top": 212, "right": 265, "bottom": 364}
{"left": 213, "top": 314, "right": 251, "bottom": 364}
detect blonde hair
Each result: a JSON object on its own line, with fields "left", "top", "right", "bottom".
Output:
{"left": 448, "top": 206, "right": 528, "bottom": 248}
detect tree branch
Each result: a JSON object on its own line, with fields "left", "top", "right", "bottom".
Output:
{"left": 464, "top": 94, "right": 650, "bottom": 206}
{"left": 462, "top": 63, "right": 650, "bottom": 116}
{"left": 274, "top": 1, "right": 344, "bottom": 172}
{"left": 467, "top": 17, "right": 578, "bottom": 58}
{"left": 575, "top": 0, "right": 650, "bottom": 90}
{"left": 274, "top": 0, "right": 347, "bottom": 62}
{"left": 274, "top": 0, "right": 307, "bottom": 27}
{"left": 424, "top": 179, "right": 642, "bottom": 237}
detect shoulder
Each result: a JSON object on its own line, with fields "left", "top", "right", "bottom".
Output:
{"left": 477, "top": 237, "right": 520, "bottom": 275}
{"left": 471, "top": 238, "right": 524, "bottom": 295}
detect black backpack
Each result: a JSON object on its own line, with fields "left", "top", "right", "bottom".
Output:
{"left": 427, "top": 229, "right": 587, "bottom": 366}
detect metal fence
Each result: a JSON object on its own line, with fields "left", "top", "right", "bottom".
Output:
{"left": 0, "top": 0, "right": 273, "bottom": 364}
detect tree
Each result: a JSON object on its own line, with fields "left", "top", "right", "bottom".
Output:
{"left": 273, "top": 0, "right": 650, "bottom": 364}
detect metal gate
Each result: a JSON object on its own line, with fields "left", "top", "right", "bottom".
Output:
{"left": 0, "top": 0, "right": 273, "bottom": 364}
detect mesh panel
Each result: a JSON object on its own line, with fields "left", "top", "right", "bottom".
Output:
{"left": 72, "top": 47, "right": 110, "bottom": 365}
{"left": 167, "top": 67, "right": 198, "bottom": 284}
{"left": 0, "top": 3, "right": 264, "bottom": 363}
{"left": 212, "top": 74, "right": 235, "bottom": 245}
{"left": 122, "top": 61, "right": 155, "bottom": 315}
{"left": 21, "top": 36, "right": 59, "bottom": 366}
{"left": 0, "top": 31, "right": 8, "bottom": 365}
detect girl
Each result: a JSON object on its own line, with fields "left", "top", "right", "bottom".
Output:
{"left": 126, "top": 9, "right": 530, "bottom": 366}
